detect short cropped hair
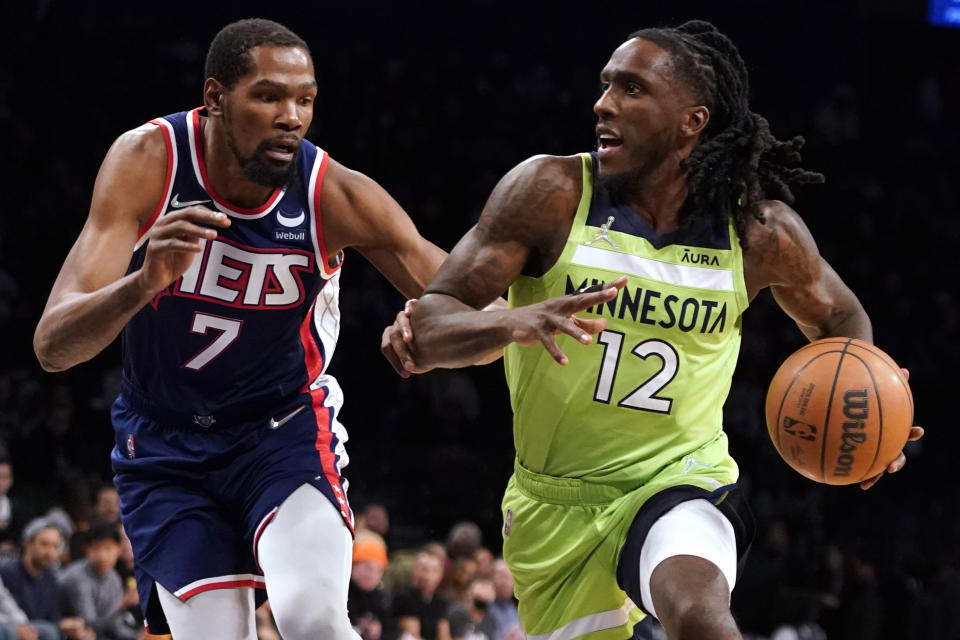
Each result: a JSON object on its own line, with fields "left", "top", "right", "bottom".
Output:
{"left": 204, "top": 18, "right": 310, "bottom": 89}
{"left": 85, "top": 520, "right": 122, "bottom": 545}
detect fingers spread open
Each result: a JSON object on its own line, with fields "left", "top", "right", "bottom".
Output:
{"left": 571, "top": 316, "right": 608, "bottom": 336}
{"left": 538, "top": 332, "right": 568, "bottom": 365}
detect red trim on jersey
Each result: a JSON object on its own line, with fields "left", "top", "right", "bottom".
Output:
{"left": 309, "top": 385, "right": 353, "bottom": 532}
{"left": 299, "top": 304, "right": 324, "bottom": 384}
{"left": 298, "top": 303, "right": 352, "bottom": 530}
{"left": 177, "top": 578, "right": 266, "bottom": 601}
{"left": 136, "top": 120, "right": 174, "bottom": 242}
{"left": 311, "top": 152, "right": 343, "bottom": 277}
{"left": 190, "top": 108, "right": 284, "bottom": 215}
{"left": 252, "top": 508, "right": 277, "bottom": 573}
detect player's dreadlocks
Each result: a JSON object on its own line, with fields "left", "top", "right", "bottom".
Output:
{"left": 630, "top": 20, "right": 824, "bottom": 243}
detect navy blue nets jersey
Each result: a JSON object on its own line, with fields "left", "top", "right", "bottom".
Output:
{"left": 122, "top": 108, "right": 343, "bottom": 419}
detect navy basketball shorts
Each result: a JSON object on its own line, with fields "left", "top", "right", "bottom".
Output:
{"left": 110, "top": 385, "right": 353, "bottom": 634}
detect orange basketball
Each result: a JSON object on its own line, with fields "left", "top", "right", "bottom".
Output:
{"left": 764, "top": 338, "right": 913, "bottom": 485}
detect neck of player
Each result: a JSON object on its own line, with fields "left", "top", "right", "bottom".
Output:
{"left": 620, "top": 156, "right": 689, "bottom": 235}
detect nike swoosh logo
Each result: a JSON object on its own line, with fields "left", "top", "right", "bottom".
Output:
{"left": 276, "top": 209, "right": 306, "bottom": 228}
{"left": 268, "top": 405, "right": 306, "bottom": 429}
{"left": 171, "top": 194, "right": 211, "bottom": 208}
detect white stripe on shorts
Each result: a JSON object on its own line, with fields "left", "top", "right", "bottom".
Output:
{"left": 525, "top": 598, "right": 637, "bottom": 640}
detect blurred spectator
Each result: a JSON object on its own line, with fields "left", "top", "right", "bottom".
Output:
{"left": 112, "top": 527, "right": 142, "bottom": 629}
{"left": 357, "top": 504, "right": 390, "bottom": 540}
{"left": 488, "top": 559, "right": 519, "bottom": 640}
{"left": 446, "top": 522, "right": 482, "bottom": 561}
{"left": 472, "top": 548, "right": 493, "bottom": 580}
{"left": 443, "top": 556, "right": 477, "bottom": 604}
{"left": 91, "top": 487, "right": 120, "bottom": 525}
{"left": 0, "top": 459, "right": 23, "bottom": 551}
{"left": 0, "top": 519, "right": 74, "bottom": 639}
{"left": 0, "top": 573, "right": 40, "bottom": 640}
{"left": 448, "top": 577, "right": 496, "bottom": 640}
{"left": 349, "top": 530, "right": 392, "bottom": 640}
{"left": 59, "top": 521, "right": 138, "bottom": 640}
{"left": 394, "top": 548, "right": 451, "bottom": 640}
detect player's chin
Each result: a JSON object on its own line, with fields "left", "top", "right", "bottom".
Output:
{"left": 246, "top": 156, "right": 296, "bottom": 188}
{"left": 595, "top": 159, "right": 634, "bottom": 190}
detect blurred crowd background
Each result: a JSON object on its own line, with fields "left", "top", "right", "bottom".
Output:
{"left": 0, "top": 0, "right": 958, "bottom": 638}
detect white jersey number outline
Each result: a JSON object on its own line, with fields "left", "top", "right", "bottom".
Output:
{"left": 593, "top": 331, "right": 678, "bottom": 414}
{"left": 183, "top": 313, "right": 243, "bottom": 371}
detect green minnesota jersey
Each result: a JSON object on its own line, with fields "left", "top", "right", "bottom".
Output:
{"left": 504, "top": 153, "right": 750, "bottom": 489}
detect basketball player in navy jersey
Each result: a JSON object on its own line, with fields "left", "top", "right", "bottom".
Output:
{"left": 34, "top": 19, "right": 454, "bottom": 640}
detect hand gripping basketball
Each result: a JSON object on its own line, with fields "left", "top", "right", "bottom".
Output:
{"left": 765, "top": 338, "right": 923, "bottom": 488}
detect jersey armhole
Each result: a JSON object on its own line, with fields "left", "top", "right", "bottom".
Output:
{"left": 308, "top": 151, "right": 344, "bottom": 279}
{"left": 133, "top": 119, "right": 177, "bottom": 251}
{"left": 515, "top": 152, "right": 594, "bottom": 292}
{"left": 727, "top": 217, "right": 749, "bottom": 313}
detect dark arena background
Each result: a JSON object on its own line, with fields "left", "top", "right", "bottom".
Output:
{"left": 1, "top": 1, "right": 958, "bottom": 638}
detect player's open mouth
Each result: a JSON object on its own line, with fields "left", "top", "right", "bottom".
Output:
{"left": 597, "top": 136, "right": 623, "bottom": 159}
{"left": 264, "top": 140, "right": 298, "bottom": 163}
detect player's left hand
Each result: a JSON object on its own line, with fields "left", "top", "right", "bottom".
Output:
{"left": 860, "top": 368, "right": 924, "bottom": 490}
{"left": 381, "top": 299, "right": 429, "bottom": 378}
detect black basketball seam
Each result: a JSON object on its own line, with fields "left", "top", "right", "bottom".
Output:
{"left": 792, "top": 338, "right": 849, "bottom": 355}
{"left": 773, "top": 350, "right": 843, "bottom": 464}
{"left": 851, "top": 343, "right": 914, "bottom": 424}
{"left": 820, "top": 339, "right": 852, "bottom": 483}
{"left": 844, "top": 352, "right": 884, "bottom": 483}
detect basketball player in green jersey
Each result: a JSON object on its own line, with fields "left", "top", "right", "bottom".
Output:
{"left": 382, "top": 21, "right": 923, "bottom": 640}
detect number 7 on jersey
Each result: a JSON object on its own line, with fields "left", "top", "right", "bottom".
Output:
{"left": 182, "top": 312, "right": 244, "bottom": 371}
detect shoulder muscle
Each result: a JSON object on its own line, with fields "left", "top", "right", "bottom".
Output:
{"left": 742, "top": 200, "right": 821, "bottom": 298}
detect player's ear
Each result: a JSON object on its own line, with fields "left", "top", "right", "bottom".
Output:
{"left": 203, "top": 78, "right": 226, "bottom": 117}
{"left": 681, "top": 105, "right": 710, "bottom": 138}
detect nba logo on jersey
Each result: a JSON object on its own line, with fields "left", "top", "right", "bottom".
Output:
{"left": 127, "top": 434, "right": 136, "bottom": 458}
{"left": 504, "top": 508, "right": 513, "bottom": 536}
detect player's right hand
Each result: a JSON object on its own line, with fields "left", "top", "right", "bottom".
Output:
{"left": 508, "top": 276, "right": 627, "bottom": 365}
{"left": 138, "top": 207, "right": 231, "bottom": 293}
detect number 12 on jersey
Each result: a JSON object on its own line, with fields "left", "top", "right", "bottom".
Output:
{"left": 593, "top": 330, "right": 678, "bottom": 414}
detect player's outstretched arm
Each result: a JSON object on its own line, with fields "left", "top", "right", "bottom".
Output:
{"left": 319, "top": 159, "right": 448, "bottom": 299}
{"left": 743, "top": 200, "right": 922, "bottom": 488}
{"left": 407, "top": 155, "right": 625, "bottom": 370}
{"left": 33, "top": 125, "right": 230, "bottom": 372}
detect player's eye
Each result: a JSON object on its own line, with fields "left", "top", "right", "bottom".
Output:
{"left": 626, "top": 83, "right": 642, "bottom": 95}
{"left": 298, "top": 97, "right": 314, "bottom": 106}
